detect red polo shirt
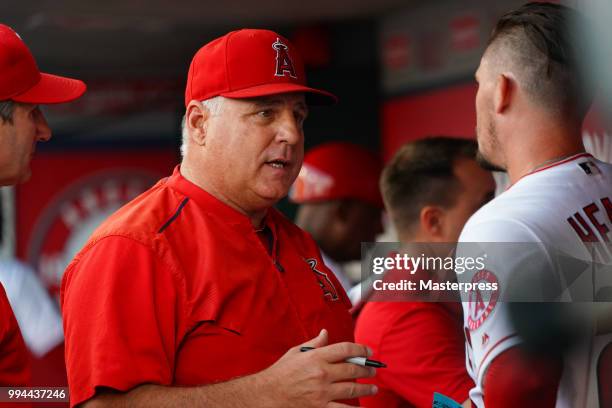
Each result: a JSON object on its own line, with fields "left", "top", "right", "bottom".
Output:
{"left": 355, "top": 301, "right": 472, "bottom": 408}
{"left": 0, "top": 284, "right": 30, "bottom": 388}
{"left": 61, "top": 167, "right": 354, "bottom": 407}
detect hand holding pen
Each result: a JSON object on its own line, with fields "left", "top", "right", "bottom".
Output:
{"left": 253, "top": 329, "right": 379, "bottom": 407}
{"left": 300, "top": 346, "right": 387, "bottom": 368}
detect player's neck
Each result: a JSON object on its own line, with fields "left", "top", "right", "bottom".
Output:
{"left": 506, "top": 121, "right": 585, "bottom": 184}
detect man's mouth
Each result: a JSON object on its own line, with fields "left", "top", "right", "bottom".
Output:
{"left": 266, "top": 159, "right": 290, "bottom": 169}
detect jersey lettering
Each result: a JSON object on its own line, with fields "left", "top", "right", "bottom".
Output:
{"left": 567, "top": 197, "right": 612, "bottom": 263}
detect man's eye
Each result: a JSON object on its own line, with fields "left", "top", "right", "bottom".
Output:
{"left": 258, "top": 110, "right": 273, "bottom": 118}
{"left": 295, "top": 112, "right": 306, "bottom": 125}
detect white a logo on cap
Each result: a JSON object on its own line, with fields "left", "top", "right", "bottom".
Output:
{"left": 272, "top": 38, "right": 297, "bottom": 79}
{"left": 291, "top": 164, "right": 334, "bottom": 201}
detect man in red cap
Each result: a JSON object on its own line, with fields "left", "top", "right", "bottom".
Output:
{"left": 0, "top": 24, "right": 85, "bottom": 387}
{"left": 290, "top": 142, "right": 383, "bottom": 294}
{"left": 0, "top": 25, "right": 86, "bottom": 185}
{"left": 62, "top": 29, "right": 377, "bottom": 407}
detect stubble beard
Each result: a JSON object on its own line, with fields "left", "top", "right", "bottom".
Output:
{"left": 476, "top": 120, "right": 506, "bottom": 173}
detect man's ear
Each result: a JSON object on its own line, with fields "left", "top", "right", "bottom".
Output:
{"left": 420, "top": 205, "right": 444, "bottom": 239}
{"left": 494, "top": 73, "right": 513, "bottom": 114}
{"left": 186, "top": 100, "right": 209, "bottom": 146}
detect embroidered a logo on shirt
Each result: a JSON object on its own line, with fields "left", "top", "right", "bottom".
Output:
{"left": 306, "top": 258, "right": 339, "bottom": 301}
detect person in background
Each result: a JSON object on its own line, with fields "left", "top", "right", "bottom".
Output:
{"left": 0, "top": 24, "right": 85, "bottom": 386}
{"left": 356, "top": 137, "right": 495, "bottom": 407}
{"left": 291, "top": 141, "right": 384, "bottom": 293}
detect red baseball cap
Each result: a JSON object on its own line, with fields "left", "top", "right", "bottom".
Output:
{"left": 0, "top": 24, "right": 85, "bottom": 104}
{"left": 185, "top": 29, "right": 336, "bottom": 106}
{"left": 290, "top": 142, "right": 384, "bottom": 208}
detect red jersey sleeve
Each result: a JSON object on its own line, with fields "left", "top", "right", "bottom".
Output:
{"left": 358, "top": 303, "right": 473, "bottom": 407}
{"left": 61, "top": 236, "right": 184, "bottom": 407}
{"left": 483, "top": 346, "right": 562, "bottom": 408}
{"left": 0, "top": 284, "right": 30, "bottom": 387}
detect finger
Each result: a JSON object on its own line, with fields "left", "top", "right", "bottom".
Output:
{"left": 328, "top": 382, "right": 378, "bottom": 401}
{"left": 327, "top": 402, "right": 364, "bottom": 408}
{"left": 300, "top": 328, "right": 329, "bottom": 349}
{"left": 325, "top": 362, "right": 375, "bottom": 382}
{"left": 316, "top": 341, "right": 372, "bottom": 363}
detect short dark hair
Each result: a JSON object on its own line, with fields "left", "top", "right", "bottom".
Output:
{"left": 0, "top": 100, "right": 15, "bottom": 124}
{"left": 381, "top": 137, "right": 477, "bottom": 234}
{"left": 487, "top": 2, "right": 591, "bottom": 118}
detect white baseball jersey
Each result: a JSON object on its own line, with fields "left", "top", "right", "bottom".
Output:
{"left": 457, "top": 153, "right": 612, "bottom": 408}
{"left": 0, "top": 258, "right": 64, "bottom": 357}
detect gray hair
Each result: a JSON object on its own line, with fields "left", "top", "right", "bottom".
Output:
{"left": 180, "top": 96, "right": 225, "bottom": 158}
{"left": 0, "top": 101, "right": 15, "bottom": 124}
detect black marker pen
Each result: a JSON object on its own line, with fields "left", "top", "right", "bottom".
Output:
{"left": 300, "top": 346, "right": 387, "bottom": 368}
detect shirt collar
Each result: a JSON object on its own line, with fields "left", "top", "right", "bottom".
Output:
{"left": 508, "top": 152, "right": 594, "bottom": 191}
{"left": 166, "top": 165, "right": 263, "bottom": 228}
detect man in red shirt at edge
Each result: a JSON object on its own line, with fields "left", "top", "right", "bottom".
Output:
{"left": 0, "top": 24, "right": 85, "bottom": 388}
{"left": 355, "top": 138, "right": 495, "bottom": 407}
{"left": 61, "top": 29, "right": 378, "bottom": 408}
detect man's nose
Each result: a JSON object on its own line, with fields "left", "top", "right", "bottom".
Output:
{"left": 276, "top": 111, "right": 302, "bottom": 145}
{"left": 36, "top": 109, "right": 52, "bottom": 142}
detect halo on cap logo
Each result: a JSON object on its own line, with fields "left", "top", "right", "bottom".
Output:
{"left": 7, "top": 27, "right": 22, "bottom": 40}
{"left": 272, "top": 38, "right": 297, "bottom": 79}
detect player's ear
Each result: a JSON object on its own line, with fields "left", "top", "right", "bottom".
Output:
{"left": 185, "top": 100, "right": 209, "bottom": 147}
{"left": 494, "top": 73, "right": 513, "bottom": 114}
{"left": 420, "top": 206, "right": 444, "bottom": 240}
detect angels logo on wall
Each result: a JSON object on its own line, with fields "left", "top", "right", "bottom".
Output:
{"left": 14, "top": 149, "right": 176, "bottom": 303}
{"left": 26, "top": 170, "right": 158, "bottom": 301}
